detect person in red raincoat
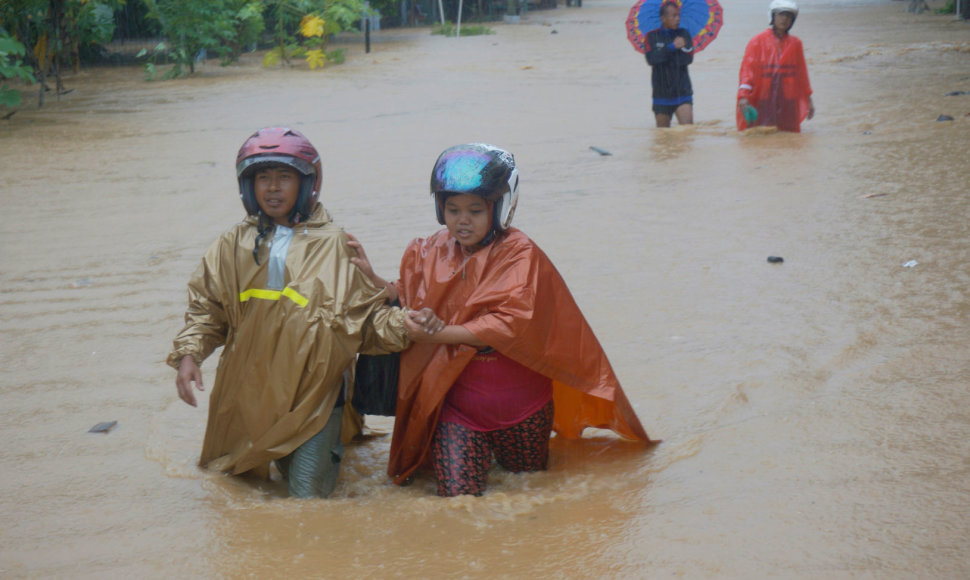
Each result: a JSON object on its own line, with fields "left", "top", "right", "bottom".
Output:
{"left": 737, "top": 0, "right": 815, "bottom": 132}
{"left": 348, "top": 143, "right": 655, "bottom": 496}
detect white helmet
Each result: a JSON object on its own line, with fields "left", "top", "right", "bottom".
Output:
{"left": 769, "top": 0, "right": 798, "bottom": 18}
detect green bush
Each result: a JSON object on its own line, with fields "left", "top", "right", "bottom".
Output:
{"left": 142, "top": 0, "right": 245, "bottom": 76}
{"left": 0, "top": 33, "right": 35, "bottom": 107}
{"left": 431, "top": 21, "right": 493, "bottom": 36}
{"left": 263, "top": 0, "right": 371, "bottom": 69}
{"left": 222, "top": 1, "right": 265, "bottom": 63}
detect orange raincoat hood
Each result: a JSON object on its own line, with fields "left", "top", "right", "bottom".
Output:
{"left": 388, "top": 228, "right": 654, "bottom": 483}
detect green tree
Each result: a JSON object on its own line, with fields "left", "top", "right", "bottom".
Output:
{"left": 0, "top": 31, "right": 36, "bottom": 107}
{"left": 142, "top": 0, "right": 234, "bottom": 76}
{"left": 221, "top": 0, "right": 265, "bottom": 64}
{"left": 66, "top": 0, "right": 120, "bottom": 71}
{"left": 1, "top": 0, "right": 121, "bottom": 106}
{"left": 141, "top": 0, "right": 266, "bottom": 76}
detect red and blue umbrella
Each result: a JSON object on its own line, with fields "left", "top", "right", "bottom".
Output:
{"left": 626, "top": 0, "right": 723, "bottom": 54}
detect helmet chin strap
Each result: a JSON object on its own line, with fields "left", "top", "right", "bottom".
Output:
{"left": 480, "top": 230, "right": 498, "bottom": 247}
{"left": 480, "top": 199, "right": 503, "bottom": 246}
{"left": 288, "top": 178, "right": 317, "bottom": 225}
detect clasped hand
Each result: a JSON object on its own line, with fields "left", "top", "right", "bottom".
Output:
{"left": 405, "top": 308, "right": 444, "bottom": 341}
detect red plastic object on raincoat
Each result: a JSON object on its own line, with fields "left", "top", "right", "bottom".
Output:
{"left": 387, "top": 227, "right": 655, "bottom": 484}
{"left": 736, "top": 28, "right": 813, "bottom": 132}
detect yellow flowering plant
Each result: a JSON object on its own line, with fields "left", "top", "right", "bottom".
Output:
{"left": 263, "top": 0, "right": 368, "bottom": 70}
{"left": 298, "top": 14, "right": 328, "bottom": 69}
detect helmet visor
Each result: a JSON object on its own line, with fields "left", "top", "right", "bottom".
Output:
{"left": 237, "top": 154, "right": 316, "bottom": 179}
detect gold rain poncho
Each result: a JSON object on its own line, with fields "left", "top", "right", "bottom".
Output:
{"left": 167, "top": 203, "right": 410, "bottom": 479}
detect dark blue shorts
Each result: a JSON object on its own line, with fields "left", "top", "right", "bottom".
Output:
{"left": 653, "top": 100, "right": 692, "bottom": 115}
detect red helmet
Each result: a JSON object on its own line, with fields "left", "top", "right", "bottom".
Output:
{"left": 236, "top": 127, "right": 322, "bottom": 224}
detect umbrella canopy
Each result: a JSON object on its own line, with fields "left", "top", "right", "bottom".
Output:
{"left": 626, "top": 0, "right": 723, "bottom": 54}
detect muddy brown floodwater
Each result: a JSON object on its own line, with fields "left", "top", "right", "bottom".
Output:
{"left": 2, "top": 0, "right": 969, "bottom": 577}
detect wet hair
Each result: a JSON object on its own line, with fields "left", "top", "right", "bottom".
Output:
{"left": 659, "top": 1, "right": 678, "bottom": 18}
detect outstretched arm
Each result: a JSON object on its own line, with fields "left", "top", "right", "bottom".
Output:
{"left": 347, "top": 232, "right": 399, "bottom": 304}
{"left": 404, "top": 318, "right": 486, "bottom": 347}
{"left": 168, "top": 243, "right": 232, "bottom": 405}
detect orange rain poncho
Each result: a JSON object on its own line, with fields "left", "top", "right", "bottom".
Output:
{"left": 167, "top": 203, "right": 410, "bottom": 479}
{"left": 388, "top": 228, "right": 654, "bottom": 483}
{"left": 736, "top": 28, "right": 813, "bottom": 132}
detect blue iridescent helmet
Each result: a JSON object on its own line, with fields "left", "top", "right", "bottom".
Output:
{"left": 430, "top": 143, "right": 519, "bottom": 231}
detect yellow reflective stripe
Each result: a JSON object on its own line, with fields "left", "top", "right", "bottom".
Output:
{"left": 239, "top": 287, "right": 308, "bottom": 308}
{"left": 239, "top": 289, "right": 281, "bottom": 302}
{"left": 281, "top": 287, "right": 308, "bottom": 307}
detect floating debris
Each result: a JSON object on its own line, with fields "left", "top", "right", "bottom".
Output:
{"left": 767, "top": 256, "right": 784, "bottom": 264}
{"left": 89, "top": 421, "right": 118, "bottom": 434}
{"left": 936, "top": 114, "right": 954, "bottom": 122}
{"left": 944, "top": 91, "right": 967, "bottom": 96}
{"left": 902, "top": 260, "right": 918, "bottom": 268}
{"left": 589, "top": 146, "right": 612, "bottom": 156}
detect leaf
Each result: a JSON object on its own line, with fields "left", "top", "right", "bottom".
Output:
{"left": 262, "top": 47, "right": 283, "bottom": 67}
{"left": 299, "top": 14, "right": 326, "bottom": 38}
{"left": 327, "top": 48, "right": 345, "bottom": 64}
{"left": 305, "top": 48, "right": 326, "bottom": 69}
{"left": 0, "top": 38, "right": 27, "bottom": 56}
{"left": 0, "top": 86, "right": 23, "bottom": 107}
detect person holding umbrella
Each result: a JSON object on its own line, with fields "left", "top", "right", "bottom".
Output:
{"left": 626, "top": 0, "right": 722, "bottom": 125}
{"left": 644, "top": 1, "right": 694, "bottom": 127}
{"left": 736, "top": 0, "right": 815, "bottom": 132}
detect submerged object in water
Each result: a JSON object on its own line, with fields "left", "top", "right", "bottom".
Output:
{"left": 89, "top": 421, "right": 118, "bottom": 433}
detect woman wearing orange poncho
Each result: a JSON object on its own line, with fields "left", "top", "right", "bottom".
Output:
{"left": 737, "top": 0, "right": 815, "bottom": 133}
{"left": 349, "top": 143, "right": 655, "bottom": 496}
